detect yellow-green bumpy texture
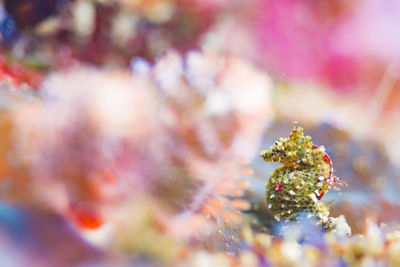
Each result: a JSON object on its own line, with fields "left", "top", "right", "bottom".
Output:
{"left": 260, "top": 125, "right": 345, "bottom": 230}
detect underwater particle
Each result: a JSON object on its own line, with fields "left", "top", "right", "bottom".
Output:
{"left": 260, "top": 123, "right": 347, "bottom": 231}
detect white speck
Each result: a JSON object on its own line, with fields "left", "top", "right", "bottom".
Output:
{"left": 317, "top": 182, "right": 323, "bottom": 187}
{"left": 270, "top": 194, "right": 275, "bottom": 199}
{"left": 288, "top": 210, "right": 292, "bottom": 214}
{"left": 284, "top": 196, "right": 290, "bottom": 201}
{"left": 268, "top": 204, "right": 272, "bottom": 209}
{"left": 289, "top": 190, "right": 295, "bottom": 195}
{"left": 318, "top": 176, "right": 325, "bottom": 181}
{"left": 309, "top": 193, "right": 318, "bottom": 203}
{"left": 319, "top": 147, "right": 326, "bottom": 152}
{"left": 284, "top": 178, "right": 289, "bottom": 184}
{"left": 281, "top": 204, "right": 286, "bottom": 208}
{"left": 296, "top": 185, "right": 301, "bottom": 189}
{"left": 314, "top": 190, "right": 320, "bottom": 197}
{"left": 301, "top": 181, "right": 305, "bottom": 185}
{"left": 274, "top": 215, "right": 281, "bottom": 221}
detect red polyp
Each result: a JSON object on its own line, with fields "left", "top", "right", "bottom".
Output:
{"left": 333, "top": 175, "right": 347, "bottom": 185}
{"left": 312, "top": 145, "right": 318, "bottom": 149}
{"left": 323, "top": 154, "right": 331, "bottom": 165}
{"left": 275, "top": 183, "right": 282, "bottom": 191}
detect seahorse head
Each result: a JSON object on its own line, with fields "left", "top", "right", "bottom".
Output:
{"left": 260, "top": 125, "right": 326, "bottom": 168}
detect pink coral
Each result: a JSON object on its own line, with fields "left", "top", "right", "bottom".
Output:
{"left": 245, "top": 0, "right": 400, "bottom": 92}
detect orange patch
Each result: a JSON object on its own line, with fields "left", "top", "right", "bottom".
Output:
{"left": 68, "top": 206, "right": 103, "bottom": 230}
{"left": 102, "top": 169, "right": 115, "bottom": 183}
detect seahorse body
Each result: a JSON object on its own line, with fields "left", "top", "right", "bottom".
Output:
{"left": 260, "top": 125, "right": 345, "bottom": 229}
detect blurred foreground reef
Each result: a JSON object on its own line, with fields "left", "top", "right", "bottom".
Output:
{"left": 0, "top": 0, "right": 400, "bottom": 266}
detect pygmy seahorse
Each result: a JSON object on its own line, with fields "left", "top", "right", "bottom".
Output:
{"left": 260, "top": 124, "right": 346, "bottom": 230}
